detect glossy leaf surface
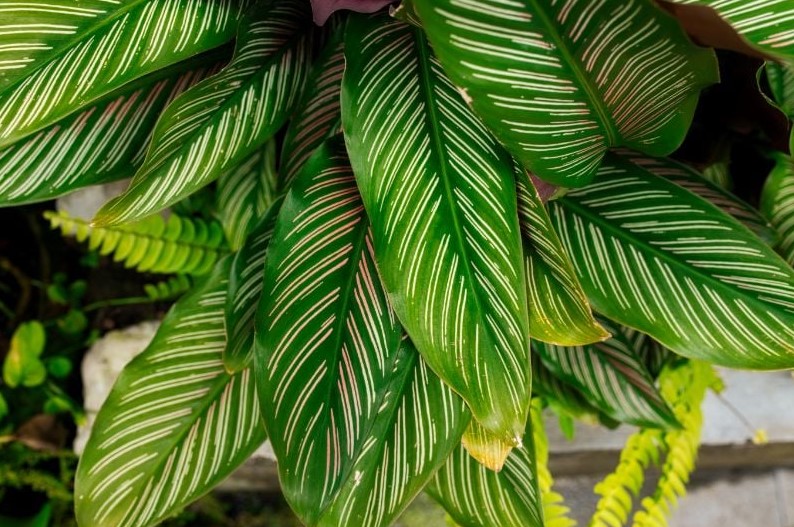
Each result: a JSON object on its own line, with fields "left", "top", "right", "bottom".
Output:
{"left": 552, "top": 152, "right": 794, "bottom": 369}
{"left": 412, "top": 0, "right": 718, "bottom": 186}
{"left": 0, "top": 0, "right": 247, "bottom": 147}
{"left": 75, "top": 258, "right": 266, "bottom": 527}
{"left": 762, "top": 154, "right": 794, "bottom": 265}
{"left": 342, "top": 14, "right": 531, "bottom": 446}
{"left": 96, "top": 0, "right": 314, "bottom": 224}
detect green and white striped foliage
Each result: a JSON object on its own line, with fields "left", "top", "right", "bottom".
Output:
{"left": 411, "top": 0, "right": 718, "bottom": 187}
{"left": 535, "top": 320, "right": 678, "bottom": 429}
{"left": 518, "top": 169, "right": 608, "bottom": 346}
{"left": 280, "top": 32, "right": 345, "bottom": 189}
{"left": 618, "top": 150, "right": 778, "bottom": 244}
{"left": 255, "top": 137, "right": 468, "bottom": 526}
{"left": 0, "top": 0, "right": 248, "bottom": 148}
{"left": 0, "top": 55, "right": 224, "bottom": 206}
{"left": 670, "top": 0, "right": 794, "bottom": 61}
{"left": 75, "top": 258, "right": 266, "bottom": 527}
{"left": 428, "top": 411, "right": 543, "bottom": 527}
{"left": 765, "top": 61, "right": 794, "bottom": 120}
{"left": 216, "top": 140, "right": 280, "bottom": 251}
{"left": 551, "top": 151, "right": 794, "bottom": 369}
{"left": 762, "top": 154, "right": 794, "bottom": 265}
{"left": 224, "top": 198, "right": 282, "bottom": 373}
{"left": 531, "top": 354, "right": 603, "bottom": 423}
{"left": 96, "top": 0, "right": 315, "bottom": 225}
{"left": 342, "top": 14, "right": 532, "bottom": 449}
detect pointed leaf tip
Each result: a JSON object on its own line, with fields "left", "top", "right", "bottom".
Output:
{"left": 462, "top": 421, "right": 516, "bottom": 472}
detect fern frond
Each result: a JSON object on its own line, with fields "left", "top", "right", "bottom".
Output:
{"left": 44, "top": 210, "right": 227, "bottom": 276}
{"left": 532, "top": 399, "right": 577, "bottom": 527}
{"left": 631, "top": 361, "right": 715, "bottom": 527}
{"left": 143, "top": 275, "right": 193, "bottom": 301}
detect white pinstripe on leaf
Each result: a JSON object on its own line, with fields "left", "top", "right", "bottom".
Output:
{"left": 765, "top": 61, "right": 794, "bottom": 119}
{"left": 552, "top": 151, "right": 794, "bottom": 369}
{"left": 75, "top": 257, "right": 266, "bottom": 527}
{"left": 0, "top": 0, "right": 248, "bottom": 147}
{"left": 411, "top": 0, "right": 718, "bottom": 186}
{"left": 342, "top": 13, "right": 531, "bottom": 447}
{"left": 761, "top": 153, "right": 794, "bottom": 265}
{"left": 255, "top": 136, "right": 468, "bottom": 526}
{"left": 96, "top": 0, "right": 315, "bottom": 225}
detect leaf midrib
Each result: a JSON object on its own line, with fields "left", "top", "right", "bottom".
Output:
{"left": 526, "top": 0, "right": 618, "bottom": 145}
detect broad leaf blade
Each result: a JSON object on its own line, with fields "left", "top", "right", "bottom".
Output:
{"left": 96, "top": 0, "right": 315, "bottom": 224}
{"left": 552, "top": 151, "right": 794, "bottom": 369}
{"left": 0, "top": 53, "right": 224, "bottom": 206}
{"left": 518, "top": 170, "right": 608, "bottom": 346}
{"left": 412, "top": 0, "right": 718, "bottom": 186}
{"left": 342, "top": 14, "right": 531, "bottom": 447}
{"left": 761, "top": 154, "right": 794, "bottom": 265}
{"left": 75, "top": 258, "right": 266, "bottom": 527}
{"left": 0, "top": 0, "right": 247, "bottom": 147}
{"left": 765, "top": 61, "right": 794, "bottom": 120}
{"left": 535, "top": 321, "right": 678, "bottom": 429}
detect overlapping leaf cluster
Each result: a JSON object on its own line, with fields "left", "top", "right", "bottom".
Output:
{"left": 1, "top": 1, "right": 793, "bottom": 526}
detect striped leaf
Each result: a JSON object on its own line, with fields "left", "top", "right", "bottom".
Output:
{"left": 551, "top": 151, "right": 794, "bottom": 369}
{"left": 428, "top": 410, "right": 543, "bottom": 527}
{"left": 75, "top": 257, "right": 266, "bottom": 527}
{"left": 411, "top": 0, "right": 718, "bottom": 186}
{"left": 670, "top": 0, "right": 794, "bottom": 60}
{"left": 216, "top": 140, "right": 280, "bottom": 251}
{"left": 761, "top": 153, "right": 794, "bottom": 265}
{"left": 765, "top": 61, "right": 794, "bottom": 120}
{"left": 532, "top": 354, "right": 603, "bottom": 422}
{"left": 342, "top": 14, "right": 531, "bottom": 448}
{"left": 255, "top": 136, "right": 468, "bottom": 526}
{"left": 224, "top": 198, "right": 281, "bottom": 373}
{"left": 535, "top": 320, "right": 678, "bottom": 429}
{"left": 280, "top": 32, "right": 345, "bottom": 189}
{"left": 518, "top": 169, "right": 608, "bottom": 346}
{"left": 96, "top": 0, "right": 315, "bottom": 225}
{"left": 619, "top": 150, "right": 778, "bottom": 244}
{"left": 0, "top": 53, "right": 225, "bottom": 206}
{"left": 0, "top": 0, "right": 247, "bottom": 148}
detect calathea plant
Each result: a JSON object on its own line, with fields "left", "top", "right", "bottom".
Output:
{"left": 2, "top": 0, "right": 794, "bottom": 525}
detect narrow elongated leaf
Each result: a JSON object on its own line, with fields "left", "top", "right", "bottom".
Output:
{"left": 255, "top": 137, "right": 468, "bottom": 526}
{"left": 552, "top": 151, "right": 794, "bottom": 369}
{"left": 620, "top": 150, "right": 777, "bottom": 244}
{"left": 412, "top": 0, "right": 718, "bottom": 186}
{"left": 428, "top": 413, "right": 543, "bottom": 527}
{"left": 765, "top": 61, "right": 794, "bottom": 120}
{"left": 535, "top": 320, "right": 677, "bottom": 428}
{"left": 342, "top": 14, "right": 531, "bottom": 447}
{"left": 518, "top": 170, "right": 608, "bottom": 346}
{"left": 0, "top": 53, "right": 224, "bottom": 206}
{"left": 216, "top": 140, "right": 279, "bottom": 251}
{"left": 224, "top": 198, "right": 281, "bottom": 373}
{"left": 280, "top": 36, "right": 345, "bottom": 188}
{"left": 0, "top": 0, "right": 247, "bottom": 147}
{"left": 96, "top": 0, "right": 315, "bottom": 225}
{"left": 75, "top": 258, "right": 266, "bottom": 527}
{"left": 670, "top": 0, "right": 794, "bottom": 60}
{"left": 761, "top": 153, "right": 794, "bottom": 265}
{"left": 532, "top": 355, "right": 602, "bottom": 422}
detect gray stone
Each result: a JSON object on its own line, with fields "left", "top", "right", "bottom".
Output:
{"left": 55, "top": 180, "right": 130, "bottom": 220}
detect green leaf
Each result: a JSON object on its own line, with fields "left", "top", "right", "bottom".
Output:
{"left": 669, "top": 0, "right": 794, "bottom": 61}
{"left": 3, "top": 321, "right": 47, "bottom": 388}
{"left": 0, "top": 0, "right": 248, "bottom": 147}
{"left": 428, "top": 412, "right": 544, "bottom": 527}
{"left": 95, "top": 0, "right": 315, "bottom": 225}
{"left": 411, "top": 0, "right": 718, "bottom": 186}
{"left": 46, "top": 357, "right": 72, "bottom": 379}
{"left": 762, "top": 154, "right": 794, "bottom": 265}
{"left": 255, "top": 137, "right": 468, "bottom": 526}
{"left": 44, "top": 210, "right": 227, "bottom": 276}
{"left": 75, "top": 258, "right": 266, "bottom": 527}
{"left": 0, "top": 52, "right": 225, "bottom": 206}
{"left": 531, "top": 354, "right": 603, "bottom": 423}
{"left": 216, "top": 140, "right": 280, "bottom": 251}
{"left": 0, "top": 393, "right": 7, "bottom": 421}
{"left": 551, "top": 151, "right": 794, "bottom": 369}
{"left": 280, "top": 29, "right": 345, "bottom": 188}
{"left": 342, "top": 14, "right": 531, "bottom": 447}
{"left": 618, "top": 150, "right": 778, "bottom": 245}
{"left": 535, "top": 320, "right": 678, "bottom": 429}
{"left": 764, "top": 61, "right": 794, "bottom": 120}
{"left": 224, "top": 198, "right": 281, "bottom": 373}
{"left": 518, "top": 169, "right": 609, "bottom": 346}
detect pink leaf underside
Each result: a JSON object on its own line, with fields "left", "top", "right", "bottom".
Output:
{"left": 530, "top": 173, "right": 559, "bottom": 203}
{"left": 311, "top": 0, "right": 393, "bottom": 24}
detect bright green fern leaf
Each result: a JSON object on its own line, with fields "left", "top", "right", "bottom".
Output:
{"left": 532, "top": 400, "right": 577, "bottom": 527}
